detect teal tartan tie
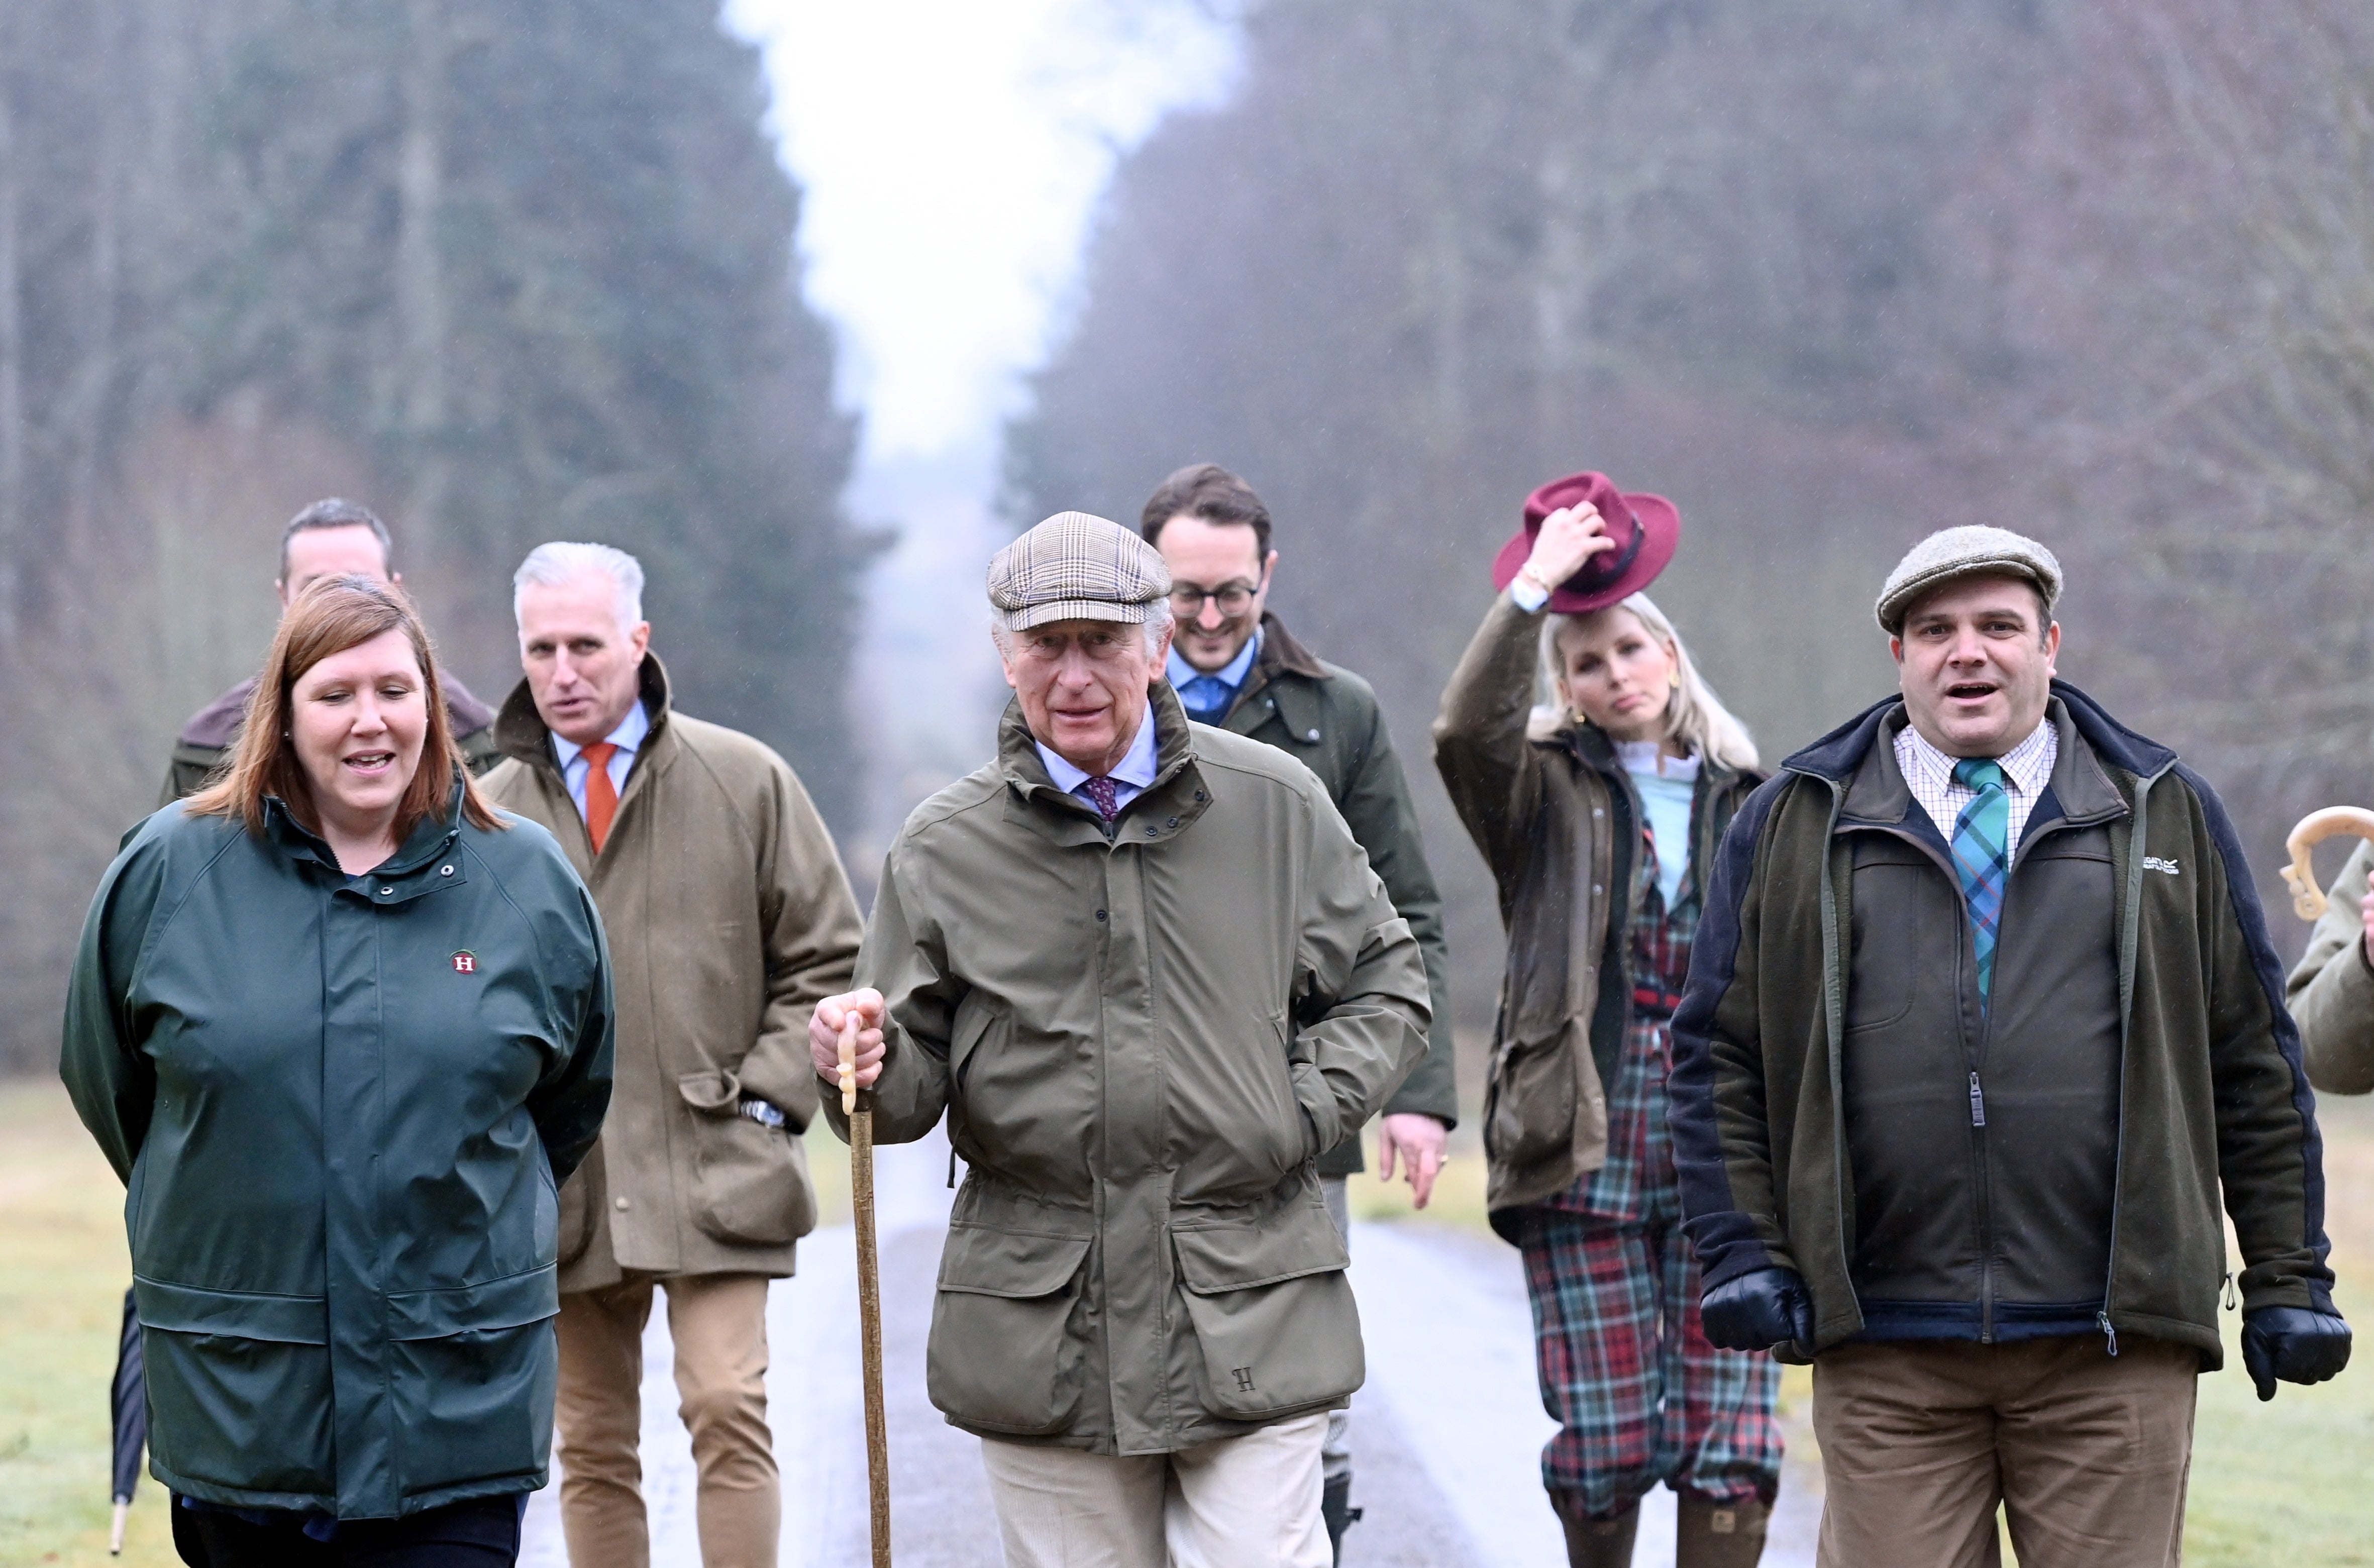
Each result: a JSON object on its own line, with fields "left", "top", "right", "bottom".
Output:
{"left": 1950, "top": 758, "right": 2011, "bottom": 1009}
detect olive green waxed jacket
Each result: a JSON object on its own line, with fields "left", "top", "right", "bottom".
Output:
{"left": 480, "top": 656, "right": 863, "bottom": 1291}
{"left": 2286, "top": 837, "right": 2374, "bottom": 1094}
{"left": 1432, "top": 592, "right": 1759, "bottom": 1232}
{"left": 830, "top": 682, "right": 1431, "bottom": 1455}
{"left": 61, "top": 783, "right": 614, "bottom": 1518}
{"left": 1213, "top": 614, "right": 1458, "bottom": 1176}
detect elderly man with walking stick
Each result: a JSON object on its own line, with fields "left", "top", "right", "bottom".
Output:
{"left": 810, "top": 510, "right": 1432, "bottom": 1568}
{"left": 480, "top": 542, "right": 864, "bottom": 1568}
{"left": 1670, "top": 526, "right": 2348, "bottom": 1567}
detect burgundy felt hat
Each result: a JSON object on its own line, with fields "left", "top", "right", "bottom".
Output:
{"left": 1491, "top": 471, "right": 1681, "bottom": 614}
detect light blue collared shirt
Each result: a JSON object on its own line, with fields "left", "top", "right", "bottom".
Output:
{"left": 1037, "top": 707, "right": 1161, "bottom": 816}
{"left": 552, "top": 700, "right": 650, "bottom": 822}
{"left": 1167, "top": 626, "right": 1262, "bottom": 722}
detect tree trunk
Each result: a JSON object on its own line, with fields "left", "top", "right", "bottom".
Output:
{"left": 397, "top": 0, "right": 451, "bottom": 546}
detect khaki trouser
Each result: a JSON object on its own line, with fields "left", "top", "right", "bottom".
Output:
{"left": 1813, "top": 1335, "right": 2198, "bottom": 1568}
{"left": 555, "top": 1274, "right": 778, "bottom": 1568}
{"left": 980, "top": 1410, "right": 1332, "bottom": 1568}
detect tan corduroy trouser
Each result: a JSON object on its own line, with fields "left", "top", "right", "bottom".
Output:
{"left": 555, "top": 1274, "right": 778, "bottom": 1568}
{"left": 980, "top": 1410, "right": 1332, "bottom": 1568}
{"left": 1812, "top": 1334, "right": 2198, "bottom": 1568}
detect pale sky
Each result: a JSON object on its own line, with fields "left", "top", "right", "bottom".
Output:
{"left": 724, "top": 0, "right": 1241, "bottom": 463}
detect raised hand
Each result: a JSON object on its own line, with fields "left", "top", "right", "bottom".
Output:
{"left": 1516, "top": 503, "right": 1619, "bottom": 597}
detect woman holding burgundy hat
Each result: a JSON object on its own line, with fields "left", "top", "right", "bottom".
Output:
{"left": 1433, "top": 474, "right": 1781, "bottom": 1566}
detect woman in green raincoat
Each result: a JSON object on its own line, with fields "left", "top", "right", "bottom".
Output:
{"left": 63, "top": 576, "right": 613, "bottom": 1566}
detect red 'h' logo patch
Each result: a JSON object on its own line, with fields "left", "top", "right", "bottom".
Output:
{"left": 452, "top": 951, "right": 477, "bottom": 974}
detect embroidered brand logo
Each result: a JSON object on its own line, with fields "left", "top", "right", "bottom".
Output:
{"left": 452, "top": 950, "right": 478, "bottom": 974}
{"left": 1231, "top": 1367, "right": 1256, "bottom": 1393}
{"left": 2144, "top": 857, "right": 2181, "bottom": 876}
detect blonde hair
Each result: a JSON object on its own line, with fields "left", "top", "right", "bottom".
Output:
{"left": 1533, "top": 592, "right": 1759, "bottom": 772}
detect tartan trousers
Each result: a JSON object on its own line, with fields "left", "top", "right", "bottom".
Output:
{"left": 1517, "top": 1205, "right": 1783, "bottom": 1518}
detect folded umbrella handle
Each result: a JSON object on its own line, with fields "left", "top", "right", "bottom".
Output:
{"left": 2281, "top": 807, "right": 2374, "bottom": 920}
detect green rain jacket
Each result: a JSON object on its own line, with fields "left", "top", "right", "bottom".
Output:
{"left": 61, "top": 781, "right": 614, "bottom": 1518}
{"left": 828, "top": 683, "right": 1430, "bottom": 1455}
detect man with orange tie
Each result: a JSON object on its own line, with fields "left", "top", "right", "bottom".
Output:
{"left": 481, "top": 541, "right": 863, "bottom": 1568}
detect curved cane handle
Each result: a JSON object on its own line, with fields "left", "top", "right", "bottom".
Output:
{"left": 2281, "top": 807, "right": 2374, "bottom": 921}
{"left": 838, "top": 1012, "right": 859, "bottom": 1116}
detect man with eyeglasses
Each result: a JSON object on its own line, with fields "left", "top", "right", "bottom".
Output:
{"left": 1141, "top": 463, "right": 1459, "bottom": 1563}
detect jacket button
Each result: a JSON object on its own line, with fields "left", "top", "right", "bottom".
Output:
{"left": 1194, "top": 791, "right": 1206, "bottom": 802}
{"left": 1592, "top": 885, "right": 1603, "bottom": 895}
{"left": 1593, "top": 808, "right": 1604, "bottom": 819}
{"left": 1145, "top": 826, "right": 1158, "bottom": 837}
{"left": 614, "top": 1197, "right": 631, "bottom": 1211}
{"left": 1167, "top": 817, "right": 1179, "bottom": 827}
{"left": 1305, "top": 729, "right": 1320, "bottom": 741}
{"left": 1096, "top": 910, "right": 1107, "bottom": 921}
{"left": 440, "top": 865, "right": 454, "bottom": 876}
{"left": 378, "top": 886, "right": 393, "bottom": 896}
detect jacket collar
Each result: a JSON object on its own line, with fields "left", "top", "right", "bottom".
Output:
{"left": 999, "top": 680, "right": 1214, "bottom": 848}
{"left": 262, "top": 771, "right": 472, "bottom": 900}
{"left": 496, "top": 653, "right": 675, "bottom": 776}
{"left": 1219, "top": 612, "right": 1331, "bottom": 739}
{"left": 1812, "top": 682, "right": 2165, "bottom": 831}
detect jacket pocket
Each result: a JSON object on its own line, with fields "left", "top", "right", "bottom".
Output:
{"left": 386, "top": 1268, "right": 559, "bottom": 1499}
{"left": 678, "top": 1068, "right": 818, "bottom": 1247}
{"left": 555, "top": 1146, "right": 599, "bottom": 1269}
{"left": 133, "top": 1279, "right": 335, "bottom": 1497}
{"left": 926, "top": 1224, "right": 1092, "bottom": 1436}
{"left": 1483, "top": 1019, "right": 1581, "bottom": 1172}
{"left": 1172, "top": 1205, "right": 1363, "bottom": 1419}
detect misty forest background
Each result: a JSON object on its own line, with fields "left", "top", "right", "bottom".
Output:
{"left": 4, "top": 0, "right": 2372, "bottom": 1070}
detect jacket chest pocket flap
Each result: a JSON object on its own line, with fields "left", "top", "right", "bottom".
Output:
{"left": 1172, "top": 1206, "right": 1362, "bottom": 1419}
{"left": 927, "top": 1223, "right": 1091, "bottom": 1436}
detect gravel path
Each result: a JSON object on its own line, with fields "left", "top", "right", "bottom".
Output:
{"left": 521, "top": 1131, "right": 1819, "bottom": 1565}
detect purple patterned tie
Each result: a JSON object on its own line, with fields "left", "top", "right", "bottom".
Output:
{"left": 1081, "top": 775, "right": 1120, "bottom": 822}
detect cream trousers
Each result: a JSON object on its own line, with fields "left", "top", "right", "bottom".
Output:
{"left": 980, "top": 1410, "right": 1332, "bottom": 1568}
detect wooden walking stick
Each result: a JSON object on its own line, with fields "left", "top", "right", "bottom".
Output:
{"left": 2280, "top": 806, "right": 2374, "bottom": 920}
{"left": 839, "top": 1013, "right": 893, "bottom": 1567}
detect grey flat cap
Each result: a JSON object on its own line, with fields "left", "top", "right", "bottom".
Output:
{"left": 1876, "top": 525, "right": 2063, "bottom": 635}
{"left": 989, "top": 510, "right": 1172, "bottom": 631}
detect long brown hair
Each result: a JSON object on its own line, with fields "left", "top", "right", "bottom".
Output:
{"left": 187, "top": 575, "right": 503, "bottom": 841}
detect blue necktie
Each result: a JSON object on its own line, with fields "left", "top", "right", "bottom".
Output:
{"left": 1950, "top": 758, "right": 2011, "bottom": 1009}
{"left": 1178, "top": 675, "right": 1234, "bottom": 720}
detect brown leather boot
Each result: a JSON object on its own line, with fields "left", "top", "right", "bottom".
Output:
{"left": 1675, "top": 1491, "right": 1771, "bottom": 1568}
{"left": 1551, "top": 1491, "right": 1639, "bottom": 1568}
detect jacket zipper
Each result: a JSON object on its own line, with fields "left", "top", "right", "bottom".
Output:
{"left": 2099, "top": 768, "right": 2161, "bottom": 1356}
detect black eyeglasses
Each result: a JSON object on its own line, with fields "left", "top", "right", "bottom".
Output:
{"left": 1169, "top": 581, "right": 1261, "bottom": 615}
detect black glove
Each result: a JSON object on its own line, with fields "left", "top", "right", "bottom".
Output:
{"left": 1700, "top": 1266, "right": 1815, "bottom": 1353}
{"left": 2240, "top": 1306, "right": 2351, "bottom": 1401}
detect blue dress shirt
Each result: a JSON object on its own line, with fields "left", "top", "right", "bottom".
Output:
{"left": 1167, "top": 626, "right": 1263, "bottom": 722}
{"left": 1037, "top": 708, "right": 1161, "bottom": 816}
{"left": 552, "top": 700, "right": 650, "bottom": 823}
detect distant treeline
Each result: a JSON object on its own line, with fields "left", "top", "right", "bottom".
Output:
{"left": 1011, "top": 0, "right": 2374, "bottom": 1023}
{"left": 0, "top": 0, "right": 860, "bottom": 1069}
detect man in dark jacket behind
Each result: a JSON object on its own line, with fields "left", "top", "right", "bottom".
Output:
{"left": 1669, "top": 525, "right": 2347, "bottom": 1566}
{"left": 1141, "top": 464, "right": 1458, "bottom": 1561}
{"left": 160, "top": 498, "right": 499, "bottom": 804}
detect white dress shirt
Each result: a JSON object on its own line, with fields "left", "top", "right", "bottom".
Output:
{"left": 1037, "top": 707, "right": 1161, "bottom": 815}
{"left": 552, "top": 700, "right": 650, "bottom": 823}
{"left": 1895, "top": 716, "right": 2057, "bottom": 850}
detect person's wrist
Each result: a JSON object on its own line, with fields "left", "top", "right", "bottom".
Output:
{"left": 1509, "top": 566, "right": 1553, "bottom": 613}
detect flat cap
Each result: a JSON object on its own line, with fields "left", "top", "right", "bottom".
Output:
{"left": 989, "top": 511, "right": 1172, "bottom": 631}
{"left": 1876, "top": 525, "right": 2063, "bottom": 635}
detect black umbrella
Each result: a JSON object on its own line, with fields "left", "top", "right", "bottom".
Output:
{"left": 110, "top": 1287, "right": 146, "bottom": 1554}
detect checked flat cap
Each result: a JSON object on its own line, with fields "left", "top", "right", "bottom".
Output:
{"left": 989, "top": 511, "right": 1172, "bottom": 631}
{"left": 1876, "top": 525, "right": 2063, "bottom": 635}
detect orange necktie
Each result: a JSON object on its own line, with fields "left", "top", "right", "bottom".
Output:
{"left": 581, "top": 741, "right": 620, "bottom": 854}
